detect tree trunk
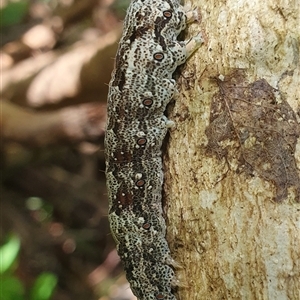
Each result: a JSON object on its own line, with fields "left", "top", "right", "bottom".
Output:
{"left": 165, "top": 0, "right": 300, "bottom": 299}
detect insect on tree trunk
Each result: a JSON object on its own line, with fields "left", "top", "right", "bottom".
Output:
{"left": 164, "top": 0, "right": 300, "bottom": 299}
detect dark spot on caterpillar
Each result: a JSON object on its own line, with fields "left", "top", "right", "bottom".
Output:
{"left": 137, "top": 137, "right": 147, "bottom": 145}
{"left": 156, "top": 293, "right": 164, "bottom": 299}
{"left": 154, "top": 52, "right": 164, "bottom": 61}
{"left": 154, "top": 17, "right": 167, "bottom": 50}
{"left": 163, "top": 10, "right": 173, "bottom": 18}
{"left": 111, "top": 149, "right": 133, "bottom": 164}
{"left": 136, "top": 179, "right": 146, "bottom": 187}
{"left": 129, "top": 25, "right": 151, "bottom": 44}
{"left": 110, "top": 189, "right": 133, "bottom": 215}
{"left": 112, "top": 47, "right": 127, "bottom": 90}
{"left": 142, "top": 223, "right": 151, "bottom": 230}
{"left": 143, "top": 98, "right": 153, "bottom": 107}
{"left": 173, "top": 11, "right": 187, "bottom": 32}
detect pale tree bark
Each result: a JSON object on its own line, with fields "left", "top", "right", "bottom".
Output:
{"left": 165, "top": 0, "right": 300, "bottom": 299}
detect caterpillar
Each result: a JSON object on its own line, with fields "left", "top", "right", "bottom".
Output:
{"left": 105, "top": 1, "right": 203, "bottom": 299}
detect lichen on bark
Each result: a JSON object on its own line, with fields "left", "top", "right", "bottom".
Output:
{"left": 205, "top": 69, "right": 300, "bottom": 202}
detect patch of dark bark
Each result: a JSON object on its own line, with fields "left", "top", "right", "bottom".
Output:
{"left": 206, "top": 69, "right": 300, "bottom": 202}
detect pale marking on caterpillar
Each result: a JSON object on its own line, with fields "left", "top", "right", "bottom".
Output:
{"left": 105, "top": 1, "right": 203, "bottom": 299}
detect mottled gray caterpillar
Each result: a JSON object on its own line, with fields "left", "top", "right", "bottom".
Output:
{"left": 105, "top": 1, "right": 203, "bottom": 299}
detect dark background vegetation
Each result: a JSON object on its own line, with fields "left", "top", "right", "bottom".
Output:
{"left": 1, "top": 0, "right": 135, "bottom": 299}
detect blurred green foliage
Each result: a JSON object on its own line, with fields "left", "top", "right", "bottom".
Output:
{"left": 30, "top": 273, "right": 58, "bottom": 300}
{"left": 0, "top": 235, "right": 58, "bottom": 300}
{"left": 0, "top": 234, "right": 20, "bottom": 273}
{"left": 0, "top": 0, "right": 29, "bottom": 28}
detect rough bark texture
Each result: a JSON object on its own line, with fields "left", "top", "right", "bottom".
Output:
{"left": 164, "top": 0, "right": 300, "bottom": 299}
